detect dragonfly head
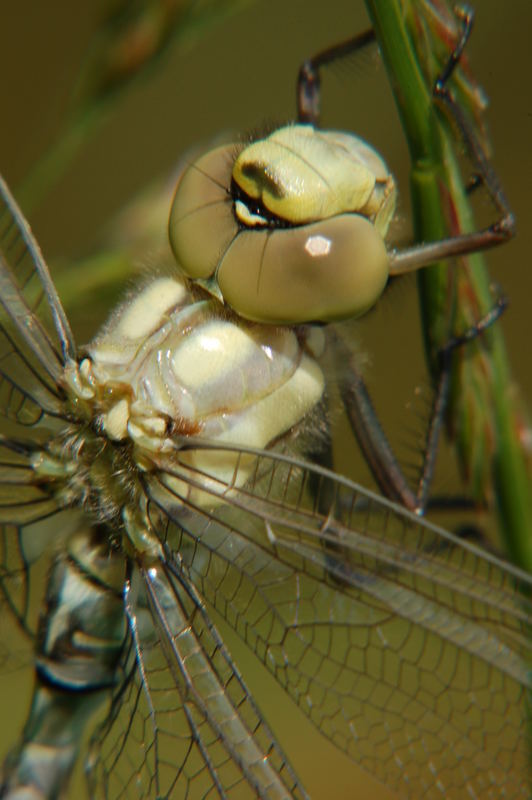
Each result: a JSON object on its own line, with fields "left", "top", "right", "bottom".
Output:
{"left": 168, "top": 124, "right": 396, "bottom": 325}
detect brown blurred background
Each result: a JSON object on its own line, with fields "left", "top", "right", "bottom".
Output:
{"left": 0, "top": 1, "right": 530, "bottom": 797}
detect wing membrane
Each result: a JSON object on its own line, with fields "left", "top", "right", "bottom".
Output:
{"left": 143, "top": 443, "right": 531, "bottom": 799}
{"left": 88, "top": 560, "right": 306, "bottom": 799}
{"left": 0, "top": 437, "right": 64, "bottom": 640}
{"left": 0, "top": 175, "right": 74, "bottom": 423}
{"left": 0, "top": 437, "right": 60, "bottom": 525}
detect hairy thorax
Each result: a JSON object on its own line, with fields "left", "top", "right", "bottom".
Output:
{"left": 34, "top": 275, "right": 326, "bottom": 550}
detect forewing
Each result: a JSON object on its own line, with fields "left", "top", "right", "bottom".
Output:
{"left": 144, "top": 444, "right": 531, "bottom": 799}
{"left": 0, "top": 175, "right": 74, "bottom": 425}
{"left": 87, "top": 560, "right": 307, "bottom": 799}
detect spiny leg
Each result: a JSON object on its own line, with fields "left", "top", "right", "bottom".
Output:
{"left": 336, "top": 291, "right": 507, "bottom": 514}
{"left": 413, "top": 290, "right": 507, "bottom": 512}
{"left": 297, "top": 29, "right": 376, "bottom": 125}
{"left": 388, "top": 4, "right": 515, "bottom": 276}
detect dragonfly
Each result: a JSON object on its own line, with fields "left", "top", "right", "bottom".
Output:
{"left": 0, "top": 5, "right": 530, "bottom": 800}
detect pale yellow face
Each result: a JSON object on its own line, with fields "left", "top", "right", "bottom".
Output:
{"left": 168, "top": 124, "right": 397, "bottom": 324}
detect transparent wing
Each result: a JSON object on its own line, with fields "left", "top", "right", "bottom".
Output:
{"left": 87, "top": 559, "right": 307, "bottom": 800}
{"left": 141, "top": 443, "right": 530, "bottom": 799}
{"left": 0, "top": 437, "right": 60, "bottom": 525}
{"left": 0, "top": 175, "right": 74, "bottom": 425}
{"left": 0, "top": 436, "right": 64, "bottom": 645}
{"left": 0, "top": 176, "right": 74, "bottom": 649}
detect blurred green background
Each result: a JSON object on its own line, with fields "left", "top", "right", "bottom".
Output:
{"left": 0, "top": 1, "right": 530, "bottom": 798}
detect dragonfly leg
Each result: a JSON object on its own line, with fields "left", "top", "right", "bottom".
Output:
{"left": 335, "top": 290, "right": 507, "bottom": 515}
{"left": 297, "top": 29, "right": 376, "bottom": 125}
{"left": 332, "top": 329, "right": 419, "bottom": 512}
{"left": 432, "top": 5, "right": 515, "bottom": 238}
{"left": 388, "top": 6, "right": 515, "bottom": 276}
{"left": 414, "top": 290, "right": 508, "bottom": 512}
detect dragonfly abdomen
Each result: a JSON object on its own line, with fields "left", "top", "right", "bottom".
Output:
{"left": 1, "top": 526, "right": 126, "bottom": 799}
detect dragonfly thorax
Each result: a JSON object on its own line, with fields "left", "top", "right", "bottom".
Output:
{"left": 56, "top": 275, "right": 326, "bottom": 519}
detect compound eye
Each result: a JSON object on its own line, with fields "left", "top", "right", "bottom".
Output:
{"left": 169, "top": 144, "right": 238, "bottom": 281}
{"left": 217, "top": 213, "right": 390, "bottom": 324}
{"left": 168, "top": 128, "right": 394, "bottom": 324}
